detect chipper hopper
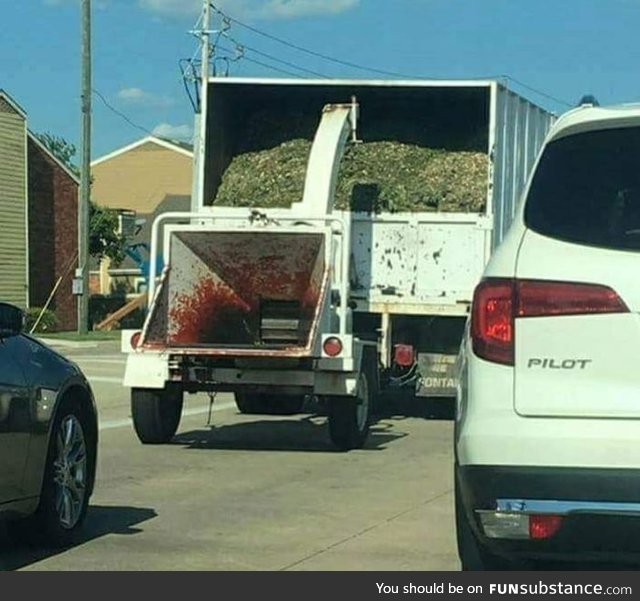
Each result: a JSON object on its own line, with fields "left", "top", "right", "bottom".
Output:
{"left": 142, "top": 230, "right": 328, "bottom": 352}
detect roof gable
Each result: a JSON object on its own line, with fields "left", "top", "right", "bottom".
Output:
{"left": 0, "top": 89, "right": 27, "bottom": 119}
{"left": 92, "top": 136, "right": 193, "bottom": 167}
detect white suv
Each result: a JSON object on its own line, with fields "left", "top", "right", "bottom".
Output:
{"left": 456, "top": 102, "right": 640, "bottom": 569}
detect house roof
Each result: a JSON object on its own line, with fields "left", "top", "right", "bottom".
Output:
{"left": 91, "top": 136, "right": 194, "bottom": 167}
{"left": 113, "top": 194, "right": 191, "bottom": 273}
{"left": 27, "top": 131, "right": 80, "bottom": 185}
{"left": 0, "top": 89, "right": 27, "bottom": 119}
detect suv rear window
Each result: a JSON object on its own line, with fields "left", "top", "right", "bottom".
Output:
{"left": 525, "top": 126, "right": 640, "bottom": 251}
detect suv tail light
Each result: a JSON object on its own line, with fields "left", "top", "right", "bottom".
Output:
{"left": 529, "top": 515, "right": 563, "bottom": 540}
{"left": 516, "top": 280, "right": 628, "bottom": 317}
{"left": 471, "top": 279, "right": 515, "bottom": 365}
{"left": 471, "top": 278, "right": 629, "bottom": 365}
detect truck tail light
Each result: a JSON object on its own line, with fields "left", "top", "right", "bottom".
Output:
{"left": 471, "top": 278, "right": 628, "bottom": 365}
{"left": 323, "top": 336, "right": 343, "bottom": 357}
{"left": 394, "top": 344, "right": 415, "bottom": 367}
{"left": 131, "top": 331, "right": 142, "bottom": 349}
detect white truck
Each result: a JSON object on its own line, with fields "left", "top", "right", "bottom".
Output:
{"left": 122, "top": 78, "right": 555, "bottom": 450}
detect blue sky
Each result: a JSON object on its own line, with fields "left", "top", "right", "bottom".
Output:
{"left": 2, "top": 0, "right": 639, "bottom": 159}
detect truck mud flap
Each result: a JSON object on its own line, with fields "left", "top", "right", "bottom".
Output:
{"left": 415, "top": 353, "right": 457, "bottom": 397}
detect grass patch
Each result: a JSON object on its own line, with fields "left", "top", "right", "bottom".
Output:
{"left": 38, "top": 330, "right": 122, "bottom": 342}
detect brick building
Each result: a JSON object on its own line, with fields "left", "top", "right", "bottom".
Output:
{"left": 0, "top": 89, "right": 79, "bottom": 330}
{"left": 27, "top": 133, "right": 79, "bottom": 331}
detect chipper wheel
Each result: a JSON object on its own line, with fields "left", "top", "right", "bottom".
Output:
{"left": 234, "top": 392, "right": 305, "bottom": 415}
{"left": 327, "top": 349, "right": 378, "bottom": 451}
{"left": 131, "top": 385, "right": 183, "bottom": 444}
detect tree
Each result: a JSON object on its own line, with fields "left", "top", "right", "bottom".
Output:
{"left": 36, "top": 133, "right": 79, "bottom": 176}
{"left": 36, "top": 131, "right": 126, "bottom": 265}
{"left": 89, "top": 203, "right": 126, "bottom": 265}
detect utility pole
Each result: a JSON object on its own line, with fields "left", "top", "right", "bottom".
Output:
{"left": 77, "top": 0, "right": 91, "bottom": 334}
{"left": 190, "top": 0, "right": 211, "bottom": 213}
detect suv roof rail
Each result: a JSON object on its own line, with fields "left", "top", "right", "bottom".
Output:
{"left": 578, "top": 94, "right": 600, "bottom": 107}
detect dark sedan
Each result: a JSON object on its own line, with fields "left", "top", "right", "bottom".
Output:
{"left": 0, "top": 302, "right": 97, "bottom": 546}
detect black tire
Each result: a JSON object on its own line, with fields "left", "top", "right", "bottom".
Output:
{"left": 234, "top": 392, "right": 305, "bottom": 415}
{"left": 327, "top": 348, "right": 378, "bottom": 450}
{"left": 327, "top": 370, "right": 371, "bottom": 451}
{"left": 9, "top": 395, "right": 96, "bottom": 548}
{"left": 234, "top": 392, "right": 265, "bottom": 414}
{"left": 363, "top": 348, "right": 381, "bottom": 416}
{"left": 131, "top": 385, "right": 183, "bottom": 444}
{"left": 455, "top": 479, "right": 517, "bottom": 570}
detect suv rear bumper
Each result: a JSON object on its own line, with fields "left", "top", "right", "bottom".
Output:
{"left": 457, "top": 464, "right": 640, "bottom": 563}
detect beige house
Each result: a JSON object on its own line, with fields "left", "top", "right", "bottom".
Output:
{"left": 0, "top": 91, "right": 28, "bottom": 308}
{"left": 91, "top": 136, "right": 193, "bottom": 214}
{"left": 90, "top": 136, "right": 193, "bottom": 295}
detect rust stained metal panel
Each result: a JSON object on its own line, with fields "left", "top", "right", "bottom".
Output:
{"left": 141, "top": 230, "right": 328, "bottom": 354}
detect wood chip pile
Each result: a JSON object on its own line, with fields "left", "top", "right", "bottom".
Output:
{"left": 214, "top": 139, "right": 488, "bottom": 213}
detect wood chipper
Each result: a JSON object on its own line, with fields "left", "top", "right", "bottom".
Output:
{"left": 122, "top": 99, "right": 380, "bottom": 450}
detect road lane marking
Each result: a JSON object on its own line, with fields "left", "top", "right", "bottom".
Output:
{"left": 89, "top": 376, "right": 125, "bottom": 384}
{"left": 65, "top": 355, "right": 125, "bottom": 361}
{"left": 99, "top": 402, "right": 237, "bottom": 431}
{"left": 74, "top": 359, "right": 125, "bottom": 365}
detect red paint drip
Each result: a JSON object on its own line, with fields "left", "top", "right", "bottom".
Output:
{"left": 168, "top": 277, "right": 251, "bottom": 345}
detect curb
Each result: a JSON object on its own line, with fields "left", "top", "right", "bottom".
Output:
{"left": 38, "top": 338, "right": 99, "bottom": 349}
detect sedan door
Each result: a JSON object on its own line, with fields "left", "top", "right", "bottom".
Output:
{"left": 0, "top": 335, "right": 31, "bottom": 503}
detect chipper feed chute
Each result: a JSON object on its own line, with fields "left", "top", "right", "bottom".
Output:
{"left": 142, "top": 230, "right": 328, "bottom": 352}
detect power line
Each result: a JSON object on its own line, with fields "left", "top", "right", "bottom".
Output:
{"left": 242, "top": 55, "right": 305, "bottom": 78}
{"left": 210, "top": 3, "right": 414, "bottom": 79}
{"left": 501, "top": 75, "right": 573, "bottom": 109}
{"left": 216, "top": 45, "right": 305, "bottom": 79}
{"left": 92, "top": 88, "right": 155, "bottom": 135}
{"left": 210, "top": 3, "right": 573, "bottom": 110}
{"left": 223, "top": 35, "right": 331, "bottom": 79}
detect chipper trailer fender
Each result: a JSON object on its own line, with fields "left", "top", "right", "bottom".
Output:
{"left": 122, "top": 99, "right": 378, "bottom": 450}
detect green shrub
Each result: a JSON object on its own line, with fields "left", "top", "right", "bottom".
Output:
{"left": 25, "top": 307, "right": 58, "bottom": 334}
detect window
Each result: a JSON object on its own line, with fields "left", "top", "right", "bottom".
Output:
{"left": 525, "top": 126, "right": 640, "bottom": 251}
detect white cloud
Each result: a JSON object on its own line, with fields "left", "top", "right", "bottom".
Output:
{"left": 152, "top": 122, "right": 193, "bottom": 140}
{"left": 253, "top": 0, "right": 359, "bottom": 19}
{"left": 117, "top": 87, "right": 174, "bottom": 108}
{"left": 138, "top": 0, "right": 359, "bottom": 20}
{"left": 44, "top": 0, "right": 108, "bottom": 9}
{"left": 137, "top": 0, "right": 201, "bottom": 17}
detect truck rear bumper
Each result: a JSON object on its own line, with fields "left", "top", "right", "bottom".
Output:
{"left": 123, "top": 350, "right": 360, "bottom": 396}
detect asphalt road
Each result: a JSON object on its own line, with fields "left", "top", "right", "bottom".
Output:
{"left": 0, "top": 340, "right": 459, "bottom": 571}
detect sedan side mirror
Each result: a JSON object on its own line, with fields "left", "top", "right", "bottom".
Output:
{"left": 0, "top": 303, "right": 24, "bottom": 338}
